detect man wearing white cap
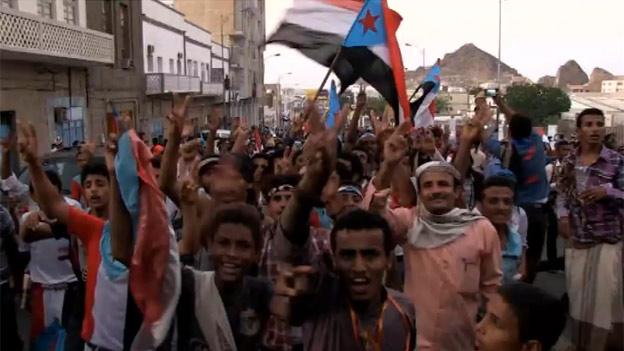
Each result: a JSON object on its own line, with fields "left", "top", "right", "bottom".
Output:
{"left": 364, "top": 122, "right": 502, "bottom": 351}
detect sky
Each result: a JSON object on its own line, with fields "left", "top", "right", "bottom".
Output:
{"left": 263, "top": 0, "right": 624, "bottom": 89}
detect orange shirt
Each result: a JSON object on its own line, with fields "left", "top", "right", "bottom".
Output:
{"left": 67, "top": 206, "right": 105, "bottom": 341}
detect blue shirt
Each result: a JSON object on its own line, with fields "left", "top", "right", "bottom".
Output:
{"left": 485, "top": 132, "right": 549, "bottom": 204}
{"left": 502, "top": 228, "right": 523, "bottom": 284}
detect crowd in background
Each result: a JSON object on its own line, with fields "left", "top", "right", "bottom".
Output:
{"left": 0, "top": 90, "right": 622, "bottom": 351}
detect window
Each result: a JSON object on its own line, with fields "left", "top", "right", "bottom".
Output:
{"left": 193, "top": 61, "right": 198, "bottom": 77}
{"left": 169, "top": 59, "right": 174, "bottom": 73}
{"left": 63, "top": 0, "right": 78, "bottom": 25}
{"left": 211, "top": 68, "right": 223, "bottom": 83}
{"left": 187, "top": 59, "right": 192, "bottom": 76}
{"left": 201, "top": 63, "right": 205, "bottom": 81}
{"left": 1, "top": 0, "right": 15, "bottom": 9}
{"left": 101, "top": 0, "right": 113, "bottom": 33}
{"left": 119, "top": 3, "right": 131, "bottom": 61}
{"left": 147, "top": 54, "right": 153, "bottom": 72}
{"left": 157, "top": 57, "right": 163, "bottom": 73}
{"left": 205, "top": 63, "right": 210, "bottom": 81}
{"left": 37, "top": 0, "right": 54, "bottom": 19}
{"left": 177, "top": 59, "right": 182, "bottom": 75}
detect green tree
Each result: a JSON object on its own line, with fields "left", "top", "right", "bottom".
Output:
{"left": 435, "top": 96, "right": 451, "bottom": 114}
{"left": 504, "top": 84, "right": 571, "bottom": 126}
{"left": 368, "top": 96, "right": 388, "bottom": 115}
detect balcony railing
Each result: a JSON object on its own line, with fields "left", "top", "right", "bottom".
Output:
{"left": 145, "top": 73, "right": 201, "bottom": 95}
{"left": 201, "top": 82, "right": 223, "bottom": 97}
{"left": 0, "top": 7, "right": 114, "bottom": 64}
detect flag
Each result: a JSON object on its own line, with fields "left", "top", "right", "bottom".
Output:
{"left": 326, "top": 80, "right": 340, "bottom": 128}
{"left": 267, "top": 0, "right": 410, "bottom": 124}
{"left": 111, "top": 130, "right": 181, "bottom": 348}
{"left": 410, "top": 61, "right": 441, "bottom": 128}
{"left": 253, "top": 127, "right": 263, "bottom": 153}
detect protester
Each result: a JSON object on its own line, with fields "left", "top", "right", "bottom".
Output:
{"left": 0, "top": 203, "right": 23, "bottom": 351}
{"left": 364, "top": 114, "right": 503, "bottom": 350}
{"left": 19, "top": 170, "right": 84, "bottom": 350}
{"left": 484, "top": 95, "right": 549, "bottom": 284}
{"left": 477, "top": 175, "right": 524, "bottom": 283}
{"left": 557, "top": 108, "right": 624, "bottom": 350}
{"left": 475, "top": 282, "right": 567, "bottom": 351}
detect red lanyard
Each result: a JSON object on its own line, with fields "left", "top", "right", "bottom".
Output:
{"left": 349, "top": 295, "right": 413, "bottom": 351}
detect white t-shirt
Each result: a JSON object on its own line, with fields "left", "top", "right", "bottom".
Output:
{"left": 20, "top": 197, "right": 83, "bottom": 285}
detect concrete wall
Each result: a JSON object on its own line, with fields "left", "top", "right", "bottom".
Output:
{"left": 0, "top": 61, "right": 87, "bottom": 155}
{"left": 142, "top": 21, "right": 185, "bottom": 74}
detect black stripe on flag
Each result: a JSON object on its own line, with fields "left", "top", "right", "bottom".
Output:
{"left": 268, "top": 23, "right": 400, "bottom": 121}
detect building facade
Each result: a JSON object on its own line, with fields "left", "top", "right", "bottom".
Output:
{"left": 602, "top": 79, "right": 624, "bottom": 94}
{"left": 0, "top": 0, "right": 124, "bottom": 158}
{"left": 141, "top": 0, "right": 227, "bottom": 136}
{"left": 174, "top": 0, "right": 266, "bottom": 127}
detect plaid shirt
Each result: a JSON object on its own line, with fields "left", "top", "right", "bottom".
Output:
{"left": 556, "top": 147, "right": 624, "bottom": 244}
{"left": 259, "top": 217, "right": 331, "bottom": 350}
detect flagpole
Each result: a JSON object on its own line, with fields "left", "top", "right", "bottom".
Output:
{"left": 310, "top": 46, "right": 343, "bottom": 105}
{"left": 408, "top": 84, "right": 423, "bottom": 101}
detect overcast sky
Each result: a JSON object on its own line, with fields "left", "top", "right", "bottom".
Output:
{"left": 263, "top": 0, "right": 624, "bottom": 89}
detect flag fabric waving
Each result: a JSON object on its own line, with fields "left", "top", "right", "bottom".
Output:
{"left": 267, "top": 0, "right": 410, "bottom": 125}
{"left": 113, "top": 130, "right": 181, "bottom": 349}
{"left": 411, "top": 61, "right": 441, "bottom": 128}
{"left": 326, "top": 80, "right": 341, "bottom": 128}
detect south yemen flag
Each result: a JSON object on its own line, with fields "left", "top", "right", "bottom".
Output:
{"left": 411, "top": 61, "right": 441, "bottom": 128}
{"left": 268, "top": 0, "right": 410, "bottom": 125}
{"left": 113, "top": 130, "right": 180, "bottom": 349}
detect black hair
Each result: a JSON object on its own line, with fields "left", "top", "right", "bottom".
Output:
{"left": 151, "top": 137, "right": 159, "bottom": 145}
{"left": 262, "top": 174, "right": 300, "bottom": 198}
{"left": 204, "top": 203, "right": 262, "bottom": 251}
{"left": 150, "top": 156, "right": 161, "bottom": 169}
{"left": 30, "top": 169, "right": 63, "bottom": 194}
{"left": 508, "top": 113, "right": 533, "bottom": 140}
{"left": 330, "top": 209, "right": 394, "bottom": 255}
{"left": 338, "top": 152, "right": 364, "bottom": 182}
{"left": 498, "top": 283, "right": 567, "bottom": 350}
{"left": 80, "top": 162, "right": 109, "bottom": 185}
{"left": 478, "top": 175, "right": 516, "bottom": 202}
{"left": 576, "top": 108, "right": 604, "bottom": 128}
{"left": 554, "top": 140, "right": 570, "bottom": 149}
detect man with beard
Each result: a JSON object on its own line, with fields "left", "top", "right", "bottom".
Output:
{"left": 365, "top": 120, "right": 502, "bottom": 350}
{"left": 557, "top": 108, "right": 624, "bottom": 350}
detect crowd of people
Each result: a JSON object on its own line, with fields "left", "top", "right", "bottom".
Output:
{"left": 0, "top": 90, "right": 622, "bottom": 351}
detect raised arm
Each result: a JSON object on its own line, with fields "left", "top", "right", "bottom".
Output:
{"left": 373, "top": 122, "right": 410, "bottom": 191}
{"left": 177, "top": 179, "right": 201, "bottom": 255}
{"left": 453, "top": 98, "right": 490, "bottom": 181}
{"left": 18, "top": 123, "right": 69, "bottom": 224}
{"left": 204, "top": 106, "right": 222, "bottom": 156}
{"left": 344, "top": 90, "right": 367, "bottom": 151}
{"left": 106, "top": 133, "right": 133, "bottom": 266}
{"left": 19, "top": 211, "right": 54, "bottom": 243}
{"left": 160, "top": 94, "right": 191, "bottom": 205}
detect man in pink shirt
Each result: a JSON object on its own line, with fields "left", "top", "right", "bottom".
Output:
{"left": 366, "top": 124, "right": 503, "bottom": 350}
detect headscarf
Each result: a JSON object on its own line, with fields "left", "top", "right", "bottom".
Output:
{"left": 409, "top": 161, "right": 484, "bottom": 248}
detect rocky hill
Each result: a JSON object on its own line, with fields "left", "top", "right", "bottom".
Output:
{"left": 555, "top": 60, "right": 589, "bottom": 89}
{"left": 405, "top": 43, "right": 523, "bottom": 88}
{"left": 586, "top": 67, "right": 614, "bottom": 92}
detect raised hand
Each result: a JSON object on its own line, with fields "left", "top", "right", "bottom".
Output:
{"left": 383, "top": 122, "right": 410, "bottom": 165}
{"left": 275, "top": 146, "right": 296, "bottom": 175}
{"left": 167, "top": 94, "right": 192, "bottom": 133}
{"left": 104, "top": 133, "right": 118, "bottom": 172}
{"left": 179, "top": 178, "right": 199, "bottom": 207}
{"left": 207, "top": 105, "right": 223, "bottom": 133}
{"left": 18, "top": 122, "right": 39, "bottom": 165}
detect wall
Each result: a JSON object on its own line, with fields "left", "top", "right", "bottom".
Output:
{"left": 174, "top": 0, "right": 234, "bottom": 46}
{"left": 0, "top": 61, "right": 87, "bottom": 154}
{"left": 142, "top": 21, "right": 185, "bottom": 74}
{"left": 14, "top": 0, "right": 87, "bottom": 27}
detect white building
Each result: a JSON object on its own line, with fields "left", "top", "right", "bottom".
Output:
{"left": 562, "top": 92, "right": 624, "bottom": 127}
{"left": 602, "top": 79, "right": 624, "bottom": 94}
{"left": 0, "top": 0, "right": 116, "bottom": 155}
{"left": 141, "top": 0, "right": 228, "bottom": 135}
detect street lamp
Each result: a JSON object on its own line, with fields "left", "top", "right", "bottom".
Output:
{"left": 277, "top": 72, "right": 292, "bottom": 127}
{"left": 404, "top": 43, "right": 425, "bottom": 69}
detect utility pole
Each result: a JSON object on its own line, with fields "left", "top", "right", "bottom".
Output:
{"left": 221, "top": 14, "right": 229, "bottom": 127}
{"left": 497, "top": 0, "right": 502, "bottom": 88}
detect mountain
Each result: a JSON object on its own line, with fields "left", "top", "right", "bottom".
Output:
{"left": 537, "top": 75, "right": 556, "bottom": 87}
{"left": 586, "top": 67, "right": 614, "bottom": 92}
{"left": 405, "top": 43, "right": 523, "bottom": 88}
{"left": 555, "top": 60, "right": 588, "bottom": 89}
